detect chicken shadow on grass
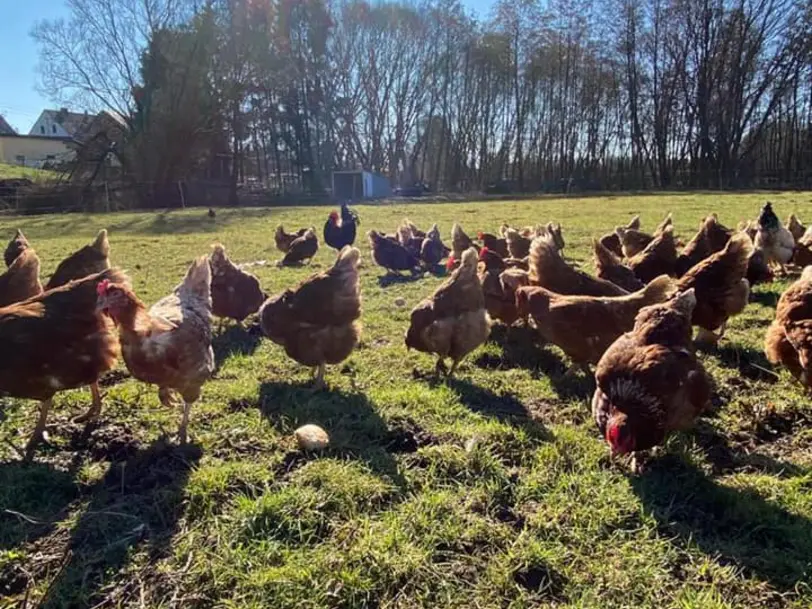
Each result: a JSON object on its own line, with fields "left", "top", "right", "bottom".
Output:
{"left": 212, "top": 322, "right": 263, "bottom": 369}
{"left": 684, "top": 420, "right": 807, "bottom": 478}
{"left": 479, "top": 324, "right": 594, "bottom": 400}
{"left": 631, "top": 455, "right": 812, "bottom": 592}
{"left": 0, "top": 461, "right": 78, "bottom": 556}
{"left": 710, "top": 343, "right": 778, "bottom": 383}
{"left": 258, "top": 382, "right": 413, "bottom": 489}
{"left": 749, "top": 290, "right": 780, "bottom": 308}
{"left": 376, "top": 272, "right": 422, "bottom": 288}
{"left": 444, "top": 378, "right": 552, "bottom": 441}
{"left": 36, "top": 439, "right": 201, "bottom": 608}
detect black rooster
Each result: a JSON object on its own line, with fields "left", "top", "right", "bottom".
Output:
{"left": 324, "top": 202, "right": 359, "bottom": 250}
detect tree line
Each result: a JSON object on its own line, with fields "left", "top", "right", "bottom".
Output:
{"left": 32, "top": 0, "right": 812, "bottom": 206}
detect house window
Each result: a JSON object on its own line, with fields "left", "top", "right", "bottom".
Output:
{"left": 51, "top": 124, "right": 56, "bottom": 134}
{"left": 15, "top": 155, "right": 25, "bottom": 166}
{"left": 40, "top": 125, "right": 45, "bottom": 134}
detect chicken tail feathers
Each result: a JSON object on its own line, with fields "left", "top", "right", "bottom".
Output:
{"left": 672, "top": 288, "right": 697, "bottom": 317}
{"left": 727, "top": 231, "right": 755, "bottom": 259}
{"left": 92, "top": 229, "right": 110, "bottom": 257}
{"left": 640, "top": 275, "right": 677, "bottom": 303}
{"left": 593, "top": 238, "right": 620, "bottom": 268}
{"left": 179, "top": 256, "right": 212, "bottom": 302}
{"left": 335, "top": 246, "right": 361, "bottom": 271}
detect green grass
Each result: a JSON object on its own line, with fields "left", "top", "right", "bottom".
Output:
{"left": 0, "top": 163, "right": 57, "bottom": 182}
{"left": 1, "top": 192, "right": 812, "bottom": 608}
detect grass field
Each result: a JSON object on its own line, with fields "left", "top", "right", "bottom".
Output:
{"left": 0, "top": 163, "right": 57, "bottom": 182}
{"left": 1, "top": 192, "right": 811, "bottom": 608}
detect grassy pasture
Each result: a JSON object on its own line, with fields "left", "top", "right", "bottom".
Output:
{"left": 0, "top": 192, "right": 811, "bottom": 608}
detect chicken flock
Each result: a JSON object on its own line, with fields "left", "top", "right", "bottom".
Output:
{"left": 1, "top": 201, "right": 811, "bottom": 470}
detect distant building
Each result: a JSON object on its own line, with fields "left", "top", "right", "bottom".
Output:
{"left": 0, "top": 115, "right": 16, "bottom": 135}
{"left": 332, "top": 170, "right": 391, "bottom": 200}
{"left": 0, "top": 133, "right": 74, "bottom": 168}
{"left": 29, "top": 108, "right": 94, "bottom": 139}
{"left": 0, "top": 107, "right": 128, "bottom": 169}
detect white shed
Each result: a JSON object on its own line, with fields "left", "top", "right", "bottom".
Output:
{"left": 332, "top": 170, "right": 391, "bottom": 201}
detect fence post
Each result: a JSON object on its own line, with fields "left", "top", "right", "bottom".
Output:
{"left": 178, "top": 181, "right": 186, "bottom": 208}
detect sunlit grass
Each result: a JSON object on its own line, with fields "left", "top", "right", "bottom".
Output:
{"left": 0, "top": 192, "right": 810, "bottom": 608}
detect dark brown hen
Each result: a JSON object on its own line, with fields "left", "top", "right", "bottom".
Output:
{"left": 593, "top": 239, "right": 643, "bottom": 292}
{"left": 406, "top": 247, "right": 489, "bottom": 377}
{"left": 677, "top": 232, "right": 752, "bottom": 344}
{"left": 0, "top": 248, "right": 42, "bottom": 307}
{"left": 4, "top": 229, "right": 30, "bottom": 267}
{"left": 210, "top": 243, "right": 266, "bottom": 323}
{"left": 1, "top": 268, "right": 127, "bottom": 459}
{"left": 765, "top": 266, "right": 812, "bottom": 389}
{"left": 281, "top": 228, "right": 319, "bottom": 266}
{"left": 369, "top": 229, "right": 419, "bottom": 273}
{"left": 46, "top": 229, "right": 110, "bottom": 289}
{"left": 261, "top": 246, "right": 361, "bottom": 387}
{"left": 529, "top": 233, "right": 627, "bottom": 297}
{"left": 592, "top": 289, "right": 712, "bottom": 464}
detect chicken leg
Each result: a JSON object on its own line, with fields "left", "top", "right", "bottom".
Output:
{"left": 447, "top": 359, "right": 460, "bottom": 379}
{"left": 434, "top": 357, "right": 448, "bottom": 378}
{"left": 178, "top": 401, "right": 192, "bottom": 444}
{"left": 73, "top": 382, "right": 103, "bottom": 423}
{"left": 312, "top": 363, "right": 326, "bottom": 389}
{"left": 24, "top": 399, "right": 52, "bottom": 461}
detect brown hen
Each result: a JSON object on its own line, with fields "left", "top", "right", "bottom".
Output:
{"left": 479, "top": 248, "right": 529, "bottom": 325}
{"left": 451, "top": 223, "right": 477, "bottom": 260}
{"left": 4, "top": 229, "right": 29, "bottom": 267}
{"left": 627, "top": 226, "right": 678, "bottom": 283}
{"left": 260, "top": 246, "right": 361, "bottom": 388}
{"left": 593, "top": 239, "right": 643, "bottom": 292}
{"left": 46, "top": 229, "right": 110, "bottom": 289}
{"left": 765, "top": 266, "right": 812, "bottom": 390}
{"left": 515, "top": 275, "right": 675, "bottom": 369}
{"left": 0, "top": 248, "right": 42, "bottom": 307}
{"left": 420, "top": 224, "right": 448, "bottom": 267}
{"left": 617, "top": 227, "right": 654, "bottom": 258}
{"left": 477, "top": 230, "right": 509, "bottom": 258}
{"left": 677, "top": 232, "right": 752, "bottom": 344}
{"left": 1, "top": 268, "right": 127, "bottom": 459}
{"left": 97, "top": 258, "right": 214, "bottom": 443}
{"left": 787, "top": 214, "right": 806, "bottom": 241}
{"left": 210, "top": 243, "right": 266, "bottom": 324}
{"left": 275, "top": 225, "right": 308, "bottom": 253}
{"left": 598, "top": 231, "right": 624, "bottom": 258}
{"left": 505, "top": 228, "right": 532, "bottom": 259}
{"left": 405, "top": 247, "right": 490, "bottom": 377}
{"left": 592, "top": 289, "right": 712, "bottom": 463}
{"left": 369, "top": 229, "right": 419, "bottom": 274}
{"left": 281, "top": 228, "right": 319, "bottom": 266}
{"left": 529, "top": 233, "right": 627, "bottom": 297}
{"left": 675, "top": 215, "right": 732, "bottom": 277}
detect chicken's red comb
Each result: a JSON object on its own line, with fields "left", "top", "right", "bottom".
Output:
{"left": 478, "top": 247, "right": 490, "bottom": 261}
{"left": 606, "top": 424, "right": 620, "bottom": 446}
{"left": 446, "top": 255, "right": 456, "bottom": 270}
{"left": 96, "top": 279, "right": 111, "bottom": 296}
{"left": 477, "top": 231, "right": 485, "bottom": 239}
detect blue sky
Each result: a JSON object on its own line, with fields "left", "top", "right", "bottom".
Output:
{"left": 0, "top": 0, "right": 494, "bottom": 135}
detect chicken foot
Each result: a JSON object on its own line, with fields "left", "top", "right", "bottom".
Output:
{"left": 24, "top": 399, "right": 53, "bottom": 461}
{"left": 434, "top": 357, "right": 448, "bottom": 378}
{"left": 73, "top": 382, "right": 103, "bottom": 424}
{"left": 563, "top": 363, "right": 591, "bottom": 378}
{"left": 694, "top": 327, "right": 721, "bottom": 347}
